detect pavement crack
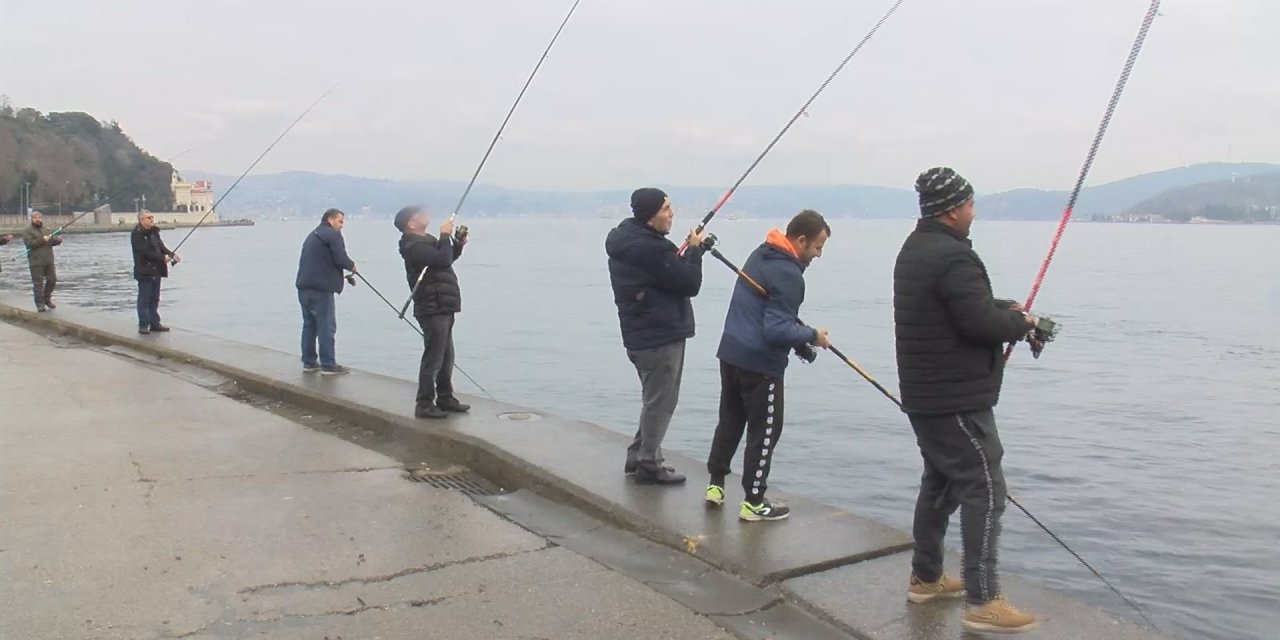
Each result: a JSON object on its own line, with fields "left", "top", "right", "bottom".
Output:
{"left": 128, "top": 452, "right": 157, "bottom": 505}
{"left": 186, "top": 466, "right": 401, "bottom": 481}
{"left": 238, "top": 543, "right": 553, "bottom": 595}
{"left": 169, "top": 597, "right": 450, "bottom": 638}
{"left": 703, "top": 595, "right": 784, "bottom": 617}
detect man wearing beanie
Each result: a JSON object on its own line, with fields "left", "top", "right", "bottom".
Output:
{"left": 605, "top": 187, "right": 705, "bottom": 485}
{"left": 397, "top": 205, "right": 470, "bottom": 419}
{"left": 893, "top": 167, "right": 1040, "bottom": 633}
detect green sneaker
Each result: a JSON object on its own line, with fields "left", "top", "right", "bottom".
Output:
{"left": 739, "top": 499, "right": 790, "bottom": 522}
{"left": 704, "top": 484, "right": 725, "bottom": 507}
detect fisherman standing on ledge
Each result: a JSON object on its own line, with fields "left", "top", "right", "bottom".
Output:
{"left": 704, "top": 210, "right": 829, "bottom": 522}
{"left": 131, "top": 210, "right": 180, "bottom": 334}
{"left": 295, "top": 208, "right": 356, "bottom": 375}
{"left": 893, "top": 167, "right": 1039, "bottom": 633}
{"left": 606, "top": 188, "right": 705, "bottom": 485}
{"left": 22, "top": 211, "right": 61, "bottom": 312}
{"left": 396, "top": 205, "right": 471, "bottom": 420}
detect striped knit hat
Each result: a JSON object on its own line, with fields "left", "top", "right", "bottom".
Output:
{"left": 915, "top": 167, "right": 974, "bottom": 217}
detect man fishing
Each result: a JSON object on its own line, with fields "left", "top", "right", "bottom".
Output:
{"left": 21, "top": 212, "right": 62, "bottom": 312}
{"left": 295, "top": 208, "right": 356, "bottom": 375}
{"left": 704, "top": 210, "right": 829, "bottom": 521}
{"left": 606, "top": 188, "right": 705, "bottom": 485}
{"left": 395, "top": 205, "right": 470, "bottom": 419}
{"left": 131, "top": 210, "right": 180, "bottom": 334}
{"left": 893, "top": 167, "right": 1039, "bottom": 633}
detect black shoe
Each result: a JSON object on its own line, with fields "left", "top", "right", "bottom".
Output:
{"left": 634, "top": 463, "right": 686, "bottom": 486}
{"left": 624, "top": 459, "right": 675, "bottom": 475}
{"left": 437, "top": 397, "right": 470, "bottom": 413}
{"left": 138, "top": 326, "right": 151, "bottom": 335}
{"left": 320, "top": 364, "right": 351, "bottom": 376}
{"left": 150, "top": 324, "right": 170, "bottom": 332}
{"left": 415, "top": 404, "right": 448, "bottom": 419}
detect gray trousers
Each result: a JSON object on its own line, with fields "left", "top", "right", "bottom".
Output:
{"left": 908, "top": 408, "right": 1007, "bottom": 605}
{"left": 415, "top": 313, "right": 456, "bottom": 407}
{"left": 625, "top": 340, "right": 686, "bottom": 465}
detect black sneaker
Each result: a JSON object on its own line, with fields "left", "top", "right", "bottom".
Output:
{"left": 415, "top": 404, "right": 447, "bottom": 419}
{"left": 739, "top": 499, "right": 790, "bottom": 522}
{"left": 302, "top": 363, "right": 320, "bottom": 373}
{"left": 138, "top": 326, "right": 151, "bottom": 335}
{"left": 150, "top": 324, "right": 170, "bottom": 332}
{"left": 437, "top": 397, "right": 471, "bottom": 413}
{"left": 634, "top": 463, "right": 686, "bottom": 486}
{"left": 320, "top": 364, "right": 351, "bottom": 376}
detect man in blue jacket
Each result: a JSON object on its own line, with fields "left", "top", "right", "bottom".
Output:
{"left": 295, "top": 208, "right": 357, "bottom": 375}
{"left": 705, "top": 210, "right": 830, "bottom": 521}
{"left": 606, "top": 188, "right": 705, "bottom": 485}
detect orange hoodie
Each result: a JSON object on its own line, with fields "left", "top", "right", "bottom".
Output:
{"left": 764, "top": 228, "right": 798, "bottom": 258}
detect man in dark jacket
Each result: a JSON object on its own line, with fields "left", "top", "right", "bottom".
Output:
{"left": 705, "top": 210, "right": 829, "bottom": 521}
{"left": 131, "top": 210, "right": 181, "bottom": 334}
{"left": 295, "top": 208, "right": 356, "bottom": 375}
{"left": 606, "top": 188, "right": 705, "bottom": 485}
{"left": 396, "top": 205, "right": 469, "bottom": 419}
{"left": 893, "top": 167, "right": 1038, "bottom": 633}
{"left": 22, "top": 212, "right": 62, "bottom": 312}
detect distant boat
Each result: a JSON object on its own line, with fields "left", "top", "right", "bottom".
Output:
{"left": 726, "top": 214, "right": 740, "bottom": 221}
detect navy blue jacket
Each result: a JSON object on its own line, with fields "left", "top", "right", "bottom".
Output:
{"left": 605, "top": 218, "right": 705, "bottom": 351}
{"left": 400, "top": 232, "right": 464, "bottom": 317}
{"left": 717, "top": 231, "right": 817, "bottom": 377}
{"left": 893, "top": 217, "right": 1030, "bottom": 415}
{"left": 295, "top": 223, "right": 355, "bottom": 294}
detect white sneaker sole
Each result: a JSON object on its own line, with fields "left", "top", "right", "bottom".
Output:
{"left": 906, "top": 589, "right": 964, "bottom": 604}
{"left": 961, "top": 619, "right": 1038, "bottom": 634}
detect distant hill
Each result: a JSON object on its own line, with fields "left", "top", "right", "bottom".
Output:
{"left": 192, "top": 162, "right": 1280, "bottom": 221}
{"left": 1122, "top": 171, "right": 1280, "bottom": 222}
{"left": 0, "top": 101, "right": 173, "bottom": 214}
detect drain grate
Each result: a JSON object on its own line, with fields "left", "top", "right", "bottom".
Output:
{"left": 406, "top": 467, "right": 500, "bottom": 497}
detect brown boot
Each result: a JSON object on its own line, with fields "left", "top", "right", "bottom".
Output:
{"left": 906, "top": 572, "right": 964, "bottom": 604}
{"left": 961, "top": 596, "right": 1037, "bottom": 634}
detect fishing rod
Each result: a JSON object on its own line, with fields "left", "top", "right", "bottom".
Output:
{"left": 354, "top": 271, "right": 498, "bottom": 403}
{"left": 702, "top": 236, "right": 900, "bottom": 405}
{"left": 675, "top": 0, "right": 907, "bottom": 256}
{"left": 8, "top": 208, "right": 95, "bottom": 262}
{"left": 1006, "top": 0, "right": 1162, "bottom": 361}
{"left": 397, "top": 0, "right": 584, "bottom": 319}
{"left": 167, "top": 84, "right": 339, "bottom": 261}
{"left": 705, "top": 235, "right": 1156, "bottom": 630}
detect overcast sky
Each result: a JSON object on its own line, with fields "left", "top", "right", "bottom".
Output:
{"left": 1, "top": 0, "right": 1275, "bottom": 192}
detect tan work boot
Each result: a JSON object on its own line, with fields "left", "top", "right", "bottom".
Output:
{"left": 961, "top": 596, "right": 1038, "bottom": 634}
{"left": 906, "top": 572, "right": 964, "bottom": 603}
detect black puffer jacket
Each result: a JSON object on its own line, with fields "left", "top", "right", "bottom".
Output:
{"left": 605, "top": 218, "right": 704, "bottom": 351}
{"left": 893, "top": 218, "right": 1030, "bottom": 415}
{"left": 131, "top": 224, "right": 172, "bottom": 279}
{"left": 400, "top": 232, "right": 463, "bottom": 317}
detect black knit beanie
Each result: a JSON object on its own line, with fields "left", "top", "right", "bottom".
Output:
{"left": 915, "top": 167, "right": 974, "bottom": 218}
{"left": 630, "top": 187, "right": 668, "bottom": 223}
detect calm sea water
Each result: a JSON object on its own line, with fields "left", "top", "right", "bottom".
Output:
{"left": 8, "top": 217, "right": 1278, "bottom": 640}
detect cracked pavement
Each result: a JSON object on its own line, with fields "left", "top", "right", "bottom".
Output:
{"left": 0, "top": 321, "right": 735, "bottom": 640}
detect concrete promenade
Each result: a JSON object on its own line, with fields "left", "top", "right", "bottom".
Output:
{"left": 0, "top": 296, "right": 1169, "bottom": 640}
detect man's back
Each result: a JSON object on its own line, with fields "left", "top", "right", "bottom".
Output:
{"left": 296, "top": 224, "right": 352, "bottom": 294}
{"left": 605, "top": 218, "right": 701, "bottom": 351}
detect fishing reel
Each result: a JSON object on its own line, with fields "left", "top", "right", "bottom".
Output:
{"left": 1026, "top": 315, "right": 1059, "bottom": 359}
{"left": 794, "top": 343, "right": 818, "bottom": 364}
{"left": 702, "top": 233, "right": 718, "bottom": 250}
{"left": 345, "top": 273, "right": 357, "bottom": 287}
{"left": 454, "top": 224, "right": 469, "bottom": 242}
